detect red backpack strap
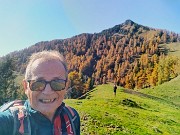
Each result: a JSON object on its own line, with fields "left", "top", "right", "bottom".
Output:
{"left": 17, "top": 107, "right": 26, "bottom": 134}
{"left": 63, "top": 113, "right": 74, "bottom": 135}
{"left": 53, "top": 106, "right": 77, "bottom": 135}
{"left": 9, "top": 100, "right": 25, "bottom": 134}
{"left": 9, "top": 100, "right": 31, "bottom": 135}
{"left": 54, "top": 116, "right": 62, "bottom": 135}
{"left": 63, "top": 106, "right": 77, "bottom": 135}
{"left": 13, "top": 100, "right": 24, "bottom": 106}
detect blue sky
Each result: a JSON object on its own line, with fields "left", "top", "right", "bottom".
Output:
{"left": 0, "top": 0, "right": 179, "bottom": 57}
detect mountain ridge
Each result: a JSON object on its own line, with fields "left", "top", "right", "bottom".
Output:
{"left": 1, "top": 19, "right": 178, "bottom": 57}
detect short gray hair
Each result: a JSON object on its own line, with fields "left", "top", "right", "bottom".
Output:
{"left": 25, "top": 50, "right": 68, "bottom": 80}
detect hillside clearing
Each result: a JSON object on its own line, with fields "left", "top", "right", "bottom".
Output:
{"left": 159, "top": 42, "right": 180, "bottom": 57}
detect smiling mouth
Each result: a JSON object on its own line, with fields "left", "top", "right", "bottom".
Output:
{"left": 39, "top": 98, "right": 56, "bottom": 103}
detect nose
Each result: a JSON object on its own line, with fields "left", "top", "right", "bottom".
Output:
{"left": 41, "top": 83, "right": 55, "bottom": 94}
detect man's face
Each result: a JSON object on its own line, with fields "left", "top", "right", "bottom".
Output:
{"left": 23, "top": 58, "right": 67, "bottom": 118}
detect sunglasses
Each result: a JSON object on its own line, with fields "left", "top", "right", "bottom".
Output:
{"left": 27, "top": 79, "right": 67, "bottom": 91}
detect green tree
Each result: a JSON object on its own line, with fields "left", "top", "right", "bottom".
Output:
{"left": 68, "top": 71, "right": 85, "bottom": 98}
{"left": 0, "top": 58, "right": 19, "bottom": 105}
{"left": 158, "top": 56, "right": 179, "bottom": 85}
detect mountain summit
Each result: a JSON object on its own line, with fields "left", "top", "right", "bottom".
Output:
{"left": 123, "top": 19, "right": 135, "bottom": 26}
{"left": 101, "top": 19, "right": 150, "bottom": 36}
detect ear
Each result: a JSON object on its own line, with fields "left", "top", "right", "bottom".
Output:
{"left": 22, "top": 79, "right": 28, "bottom": 93}
{"left": 64, "top": 79, "right": 70, "bottom": 90}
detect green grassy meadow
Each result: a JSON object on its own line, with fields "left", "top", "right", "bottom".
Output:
{"left": 64, "top": 77, "right": 180, "bottom": 135}
{"left": 159, "top": 42, "right": 180, "bottom": 57}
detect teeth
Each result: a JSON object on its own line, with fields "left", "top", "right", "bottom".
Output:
{"left": 40, "top": 99, "right": 55, "bottom": 103}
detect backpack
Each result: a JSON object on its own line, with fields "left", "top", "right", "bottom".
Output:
{"left": 0, "top": 100, "right": 77, "bottom": 135}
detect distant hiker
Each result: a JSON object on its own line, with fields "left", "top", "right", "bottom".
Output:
{"left": 0, "top": 51, "right": 80, "bottom": 135}
{"left": 113, "top": 84, "right": 117, "bottom": 96}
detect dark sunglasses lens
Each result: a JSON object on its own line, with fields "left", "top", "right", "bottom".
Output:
{"left": 50, "top": 80, "right": 66, "bottom": 91}
{"left": 31, "top": 81, "right": 45, "bottom": 91}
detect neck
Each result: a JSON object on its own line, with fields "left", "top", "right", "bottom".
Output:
{"left": 43, "top": 111, "right": 55, "bottom": 122}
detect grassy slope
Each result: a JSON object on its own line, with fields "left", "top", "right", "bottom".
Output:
{"left": 159, "top": 42, "right": 180, "bottom": 57}
{"left": 141, "top": 75, "right": 180, "bottom": 107}
{"left": 65, "top": 80, "right": 180, "bottom": 135}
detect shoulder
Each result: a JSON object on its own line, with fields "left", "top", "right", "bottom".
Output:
{"left": 64, "top": 106, "right": 80, "bottom": 118}
{"left": 62, "top": 105, "right": 80, "bottom": 126}
{"left": 0, "top": 110, "right": 14, "bottom": 134}
{"left": 0, "top": 109, "right": 13, "bottom": 120}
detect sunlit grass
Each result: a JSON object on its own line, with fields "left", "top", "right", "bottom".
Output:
{"left": 65, "top": 81, "right": 180, "bottom": 135}
{"left": 159, "top": 42, "right": 180, "bottom": 57}
{"left": 141, "top": 75, "right": 180, "bottom": 106}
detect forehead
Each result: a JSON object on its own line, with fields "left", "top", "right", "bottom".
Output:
{"left": 30, "top": 58, "right": 66, "bottom": 80}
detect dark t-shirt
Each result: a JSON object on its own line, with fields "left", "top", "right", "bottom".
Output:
{"left": 114, "top": 86, "right": 117, "bottom": 92}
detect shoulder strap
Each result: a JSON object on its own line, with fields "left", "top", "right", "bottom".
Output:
{"left": 63, "top": 106, "right": 77, "bottom": 135}
{"left": 9, "top": 100, "right": 31, "bottom": 135}
{"left": 0, "top": 101, "right": 16, "bottom": 112}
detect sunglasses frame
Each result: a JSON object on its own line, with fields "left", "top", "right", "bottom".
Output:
{"left": 27, "top": 79, "right": 67, "bottom": 91}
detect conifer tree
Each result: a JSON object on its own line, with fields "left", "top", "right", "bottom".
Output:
{"left": 0, "top": 58, "right": 19, "bottom": 105}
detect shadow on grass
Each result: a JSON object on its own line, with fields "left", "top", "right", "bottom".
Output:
{"left": 121, "top": 98, "right": 143, "bottom": 109}
{"left": 78, "top": 87, "right": 96, "bottom": 99}
{"left": 123, "top": 89, "right": 180, "bottom": 108}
